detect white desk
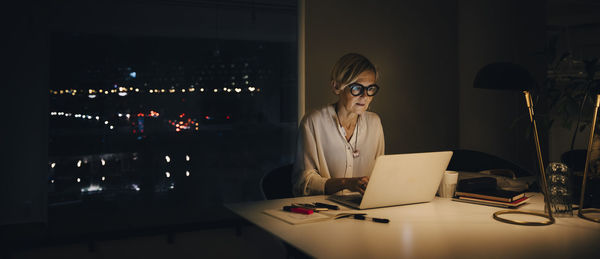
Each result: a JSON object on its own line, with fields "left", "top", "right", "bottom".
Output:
{"left": 226, "top": 193, "right": 600, "bottom": 259}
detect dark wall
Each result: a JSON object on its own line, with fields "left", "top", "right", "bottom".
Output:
{"left": 458, "top": 0, "right": 546, "bottom": 171}
{"left": 1, "top": 1, "right": 50, "bottom": 227}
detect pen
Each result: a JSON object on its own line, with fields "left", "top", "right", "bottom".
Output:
{"left": 353, "top": 214, "right": 390, "bottom": 223}
{"left": 293, "top": 203, "right": 328, "bottom": 211}
{"left": 283, "top": 206, "right": 313, "bottom": 215}
{"left": 314, "top": 202, "right": 339, "bottom": 210}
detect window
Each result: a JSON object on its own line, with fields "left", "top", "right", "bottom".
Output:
{"left": 47, "top": 1, "right": 297, "bottom": 234}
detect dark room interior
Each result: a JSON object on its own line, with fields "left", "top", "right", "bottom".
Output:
{"left": 2, "top": 0, "right": 600, "bottom": 258}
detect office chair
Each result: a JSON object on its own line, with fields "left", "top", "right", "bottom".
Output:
{"left": 260, "top": 164, "right": 294, "bottom": 200}
{"left": 447, "top": 149, "right": 533, "bottom": 177}
{"left": 561, "top": 149, "right": 587, "bottom": 172}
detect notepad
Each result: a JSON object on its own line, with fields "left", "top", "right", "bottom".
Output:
{"left": 263, "top": 209, "right": 331, "bottom": 225}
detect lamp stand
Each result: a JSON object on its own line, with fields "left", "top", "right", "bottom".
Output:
{"left": 492, "top": 91, "right": 555, "bottom": 226}
{"left": 578, "top": 94, "right": 600, "bottom": 223}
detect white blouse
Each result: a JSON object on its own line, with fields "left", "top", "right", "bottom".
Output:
{"left": 292, "top": 104, "right": 385, "bottom": 196}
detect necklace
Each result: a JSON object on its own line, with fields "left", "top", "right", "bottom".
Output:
{"left": 336, "top": 110, "right": 360, "bottom": 158}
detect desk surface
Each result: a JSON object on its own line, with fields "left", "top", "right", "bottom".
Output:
{"left": 226, "top": 193, "right": 600, "bottom": 259}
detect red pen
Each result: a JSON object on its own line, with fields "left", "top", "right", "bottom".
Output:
{"left": 283, "top": 206, "right": 313, "bottom": 215}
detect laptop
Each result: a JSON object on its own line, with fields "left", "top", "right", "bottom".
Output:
{"left": 328, "top": 151, "right": 453, "bottom": 210}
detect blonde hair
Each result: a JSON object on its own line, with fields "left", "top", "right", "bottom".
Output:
{"left": 330, "top": 53, "right": 378, "bottom": 90}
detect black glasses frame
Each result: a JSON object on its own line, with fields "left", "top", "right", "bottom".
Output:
{"left": 348, "top": 83, "right": 379, "bottom": 96}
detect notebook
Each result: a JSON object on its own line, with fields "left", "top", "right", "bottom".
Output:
{"left": 263, "top": 209, "right": 330, "bottom": 225}
{"left": 328, "top": 151, "right": 453, "bottom": 209}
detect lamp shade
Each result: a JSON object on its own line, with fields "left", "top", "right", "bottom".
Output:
{"left": 473, "top": 62, "right": 535, "bottom": 91}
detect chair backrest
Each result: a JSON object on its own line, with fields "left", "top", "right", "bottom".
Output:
{"left": 561, "top": 149, "right": 586, "bottom": 172}
{"left": 447, "top": 149, "right": 533, "bottom": 177}
{"left": 260, "top": 164, "right": 293, "bottom": 200}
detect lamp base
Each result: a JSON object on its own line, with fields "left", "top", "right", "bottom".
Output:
{"left": 493, "top": 210, "right": 555, "bottom": 226}
{"left": 578, "top": 208, "right": 600, "bottom": 223}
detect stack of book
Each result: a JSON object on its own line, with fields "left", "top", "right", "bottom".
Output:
{"left": 453, "top": 189, "right": 529, "bottom": 208}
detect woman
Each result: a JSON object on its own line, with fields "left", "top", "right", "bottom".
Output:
{"left": 292, "top": 53, "right": 385, "bottom": 196}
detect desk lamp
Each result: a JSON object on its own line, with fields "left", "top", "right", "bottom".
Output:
{"left": 579, "top": 94, "right": 600, "bottom": 223}
{"left": 473, "top": 62, "right": 554, "bottom": 226}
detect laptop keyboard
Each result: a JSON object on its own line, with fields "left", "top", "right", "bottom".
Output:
{"left": 349, "top": 196, "right": 363, "bottom": 204}
{"left": 340, "top": 195, "right": 363, "bottom": 204}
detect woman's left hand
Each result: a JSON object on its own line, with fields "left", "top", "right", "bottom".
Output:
{"left": 324, "top": 176, "right": 370, "bottom": 195}
{"left": 345, "top": 176, "right": 370, "bottom": 194}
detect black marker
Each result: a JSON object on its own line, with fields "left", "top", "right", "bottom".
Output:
{"left": 353, "top": 214, "right": 390, "bottom": 223}
{"left": 314, "top": 202, "right": 339, "bottom": 210}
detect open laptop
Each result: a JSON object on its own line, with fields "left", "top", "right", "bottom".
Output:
{"left": 328, "top": 151, "right": 453, "bottom": 210}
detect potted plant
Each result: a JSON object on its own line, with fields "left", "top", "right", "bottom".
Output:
{"left": 536, "top": 51, "right": 600, "bottom": 207}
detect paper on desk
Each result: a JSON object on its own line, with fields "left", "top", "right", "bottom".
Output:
{"left": 263, "top": 209, "right": 331, "bottom": 225}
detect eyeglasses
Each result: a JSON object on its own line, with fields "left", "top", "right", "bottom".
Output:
{"left": 348, "top": 83, "right": 379, "bottom": 96}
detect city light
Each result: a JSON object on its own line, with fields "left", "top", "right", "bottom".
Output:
{"left": 131, "top": 184, "right": 140, "bottom": 191}
{"left": 48, "top": 54, "right": 276, "bottom": 202}
{"left": 81, "top": 184, "right": 103, "bottom": 193}
{"left": 49, "top": 84, "right": 264, "bottom": 97}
